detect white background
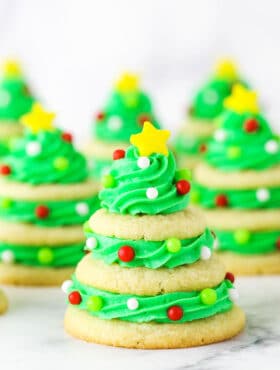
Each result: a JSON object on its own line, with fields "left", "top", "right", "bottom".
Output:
{"left": 0, "top": 0, "right": 280, "bottom": 141}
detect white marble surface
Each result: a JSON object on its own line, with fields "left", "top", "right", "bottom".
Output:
{"left": 1, "top": 277, "right": 280, "bottom": 370}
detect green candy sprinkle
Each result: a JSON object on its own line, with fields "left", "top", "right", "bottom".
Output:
{"left": 234, "top": 229, "right": 251, "bottom": 244}
{"left": 175, "top": 169, "right": 192, "bottom": 181}
{"left": 227, "top": 146, "right": 241, "bottom": 159}
{"left": 200, "top": 288, "right": 217, "bottom": 305}
{"left": 102, "top": 174, "right": 116, "bottom": 188}
{"left": 37, "top": 248, "right": 54, "bottom": 265}
{"left": 53, "top": 157, "right": 69, "bottom": 171}
{"left": 0, "top": 198, "right": 13, "bottom": 209}
{"left": 86, "top": 296, "right": 103, "bottom": 311}
{"left": 166, "top": 238, "right": 181, "bottom": 253}
{"left": 83, "top": 221, "right": 92, "bottom": 233}
{"left": 190, "top": 189, "right": 200, "bottom": 204}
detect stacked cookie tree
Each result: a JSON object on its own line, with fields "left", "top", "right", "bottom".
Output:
{"left": 0, "top": 60, "right": 34, "bottom": 155}
{"left": 64, "top": 122, "right": 244, "bottom": 349}
{"left": 0, "top": 288, "right": 8, "bottom": 314}
{"left": 174, "top": 59, "right": 245, "bottom": 170}
{"left": 0, "top": 103, "right": 100, "bottom": 285}
{"left": 192, "top": 85, "right": 280, "bottom": 275}
{"left": 84, "top": 73, "right": 160, "bottom": 179}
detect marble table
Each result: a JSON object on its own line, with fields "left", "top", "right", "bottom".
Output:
{"left": 1, "top": 277, "right": 280, "bottom": 370}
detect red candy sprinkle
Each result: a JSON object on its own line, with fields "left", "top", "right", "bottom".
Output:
{"left": 276, "top": 237, "right": 280, "bottom": 250}
{"left": 96, "top": 112, "right": 105, "bottom": 121}
{"left": 199, "top": 143, "right": 207, "bottom": 153}
{"left": 118, "top": 246, "right": 135, "bottom": 262}
{"left": 35, "top": 205, "right": 50, "bottom": 219}
{"left": 138, "top": 114, "right": 150, "bottom": 126}
{"left": 225, "top": 272, "right": 235, "bottom": 283}
{"left": 167, "top": 305, "right": 184, "bottom": 321}
{"left": 215, "top": 194, "right": 228, "bottom": 207}
{"left": 113, "top": 149, "right": 126, "bottom": 160}
{"left": 244, "top": 118, "right": 259, "bottom": 133}
{"left": 176, "top": 180, "right": 191, "bottom": 195}
{"left": 0, "top": 165, "right": 11, "bottom": 175}
{"left": 68, "top": 291, "right": 82, "bottom": 305}
{"left": 62, "top": 132, "right": 73, "bottom": 142}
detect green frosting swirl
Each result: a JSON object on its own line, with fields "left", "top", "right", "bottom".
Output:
{"left": 205, "top": 111, "right": 280, "bottom": 170}
{"left": 0, "top": 76, "right": 34, "bottom": 120}
{"left": 68, "top": 277, "right": 234, "bottom": 324}
{"left": 0, "top": 194, "right": 99, "bottom": 227}
{"left": 90, "top": 157, "right": 112, "bottom": 180}
{"left": 0, "top": 241, "right": 84, "bottom": 267}
{"left": 215, "top": 229, "right": 280, "bottom": 254}
{"left": 1, "top": 129, "right": 89, "bottom": 184}
{"left": 85, "top": 228, "right": 214, "bottom": 269}
{"left": 93, "top": 90, "right": 160, "bottom": 143}
{"left": 192, "top": 183, "right": 280, "bottom": 209}
{"left": 190, "top": 78, "right": 235, "bottom": 119}
{"left": 99, "top": 147, "right": 189, "bottom": 215}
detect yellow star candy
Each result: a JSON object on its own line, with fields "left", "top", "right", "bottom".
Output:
{"left": 20, "top": 103, "right": 56, "bottom": 134}
{"left": 2, "top": 59, "right": 22, "bottom": 78}
{"left": 115, "top": 72, "right": 139, "bottom": 93}
{"left": 130, "top": 121, "right": 170, "bottom": 156}
{"left": 214, "top": 58, "right": 238, "bottom": 81}
{"left": 224, "top": 84, "right": 259, "bottom": 114}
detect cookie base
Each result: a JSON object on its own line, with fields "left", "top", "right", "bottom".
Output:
{"left": 0, "top": 263, "right": 75, "bottom": 286}
{"left": 0, "top": 289, "right": 8, "bottom": 314}
{"left": 218, "top": 251, "right": 280, "bottom": 275}
{"left": 64, "top": 305, "right": 245, "bottom": 349}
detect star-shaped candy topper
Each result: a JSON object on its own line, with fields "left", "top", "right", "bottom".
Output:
{"left": 115, "top": 72, "right": 139, "bottom": 93}
{"left": 2, "top": 59, "right": 22, "bottom": 78}
{"left": 130, "top": 121, "right": 170, "bottom": 156}
{"left": 224, "top": 84, "right": 259, "bottom": 114}
{"left": 214, "top": 58, "right": 238, "bottom": 81}
{"left": 20, "top": 102, "right": 56, "bottom": 134}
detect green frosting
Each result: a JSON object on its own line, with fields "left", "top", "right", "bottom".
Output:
{"left": 205, "top": 111, "right": 280, "bottom": 171}
{"left": 85, "top": 228, "right": 214, "bottom": 269}
{"left": 0, "top": 194, "right": 99, "bottom": 227}
{"left": 99, "top": 146, "right": 189, "bottom": 215}
{"left": 68, "top": 277, "right": 234, "bottom": 323}
{"left": 0, "top": 76, "right": 34, "bottom": 120}
{"left": 174, "top": 133, "right": 207, "bottom": 156}
{"left": 0, "top": 241, "right": 84, "bottom": 267}
{"left": 1, "top": 129, "right": 89, "bottom": 184}
{"left": 90, "top": 157, "right": 112, "bottom": 180}
{"left": 93, "top": 90, "right": 160, "bottom": 143}
{"left": 192, "top": 183, "right": 280, "bottom": 209}
{"left": 215, "top": 229, "right": 280, "bottom": 254}
{"left": 190, "top": 78, "right": 235, "bottom": 119}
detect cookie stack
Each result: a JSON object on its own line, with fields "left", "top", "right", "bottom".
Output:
{"left": 192, "top": 85, "right": 280, "bottom": 275}
{"left": 0, "top": 60, "right": 34, "bottom": 155}
{"left": 174, "top": 60, "right": 245, "bottom": 170}
{"left": 0, "top": 288, "right": 8, "bottom": 314}
{"left": 64, "top": 122, "right": 245, "bottom": 348}
{"left": 0, "top": 103, "right": 100, "bottom": 286}
{"left": 84, "top": 73, "right": 160, "bottom": 179}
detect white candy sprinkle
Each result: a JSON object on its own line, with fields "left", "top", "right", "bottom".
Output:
{"left": 137, "top": 156, "right": 150, "bottom": 169}
{"left": 86, "top": 237, "right": 98, "bottom": 250}
{"left": 26, "top": 141, "right": 42, "bottom": 156}
{"left": 228, "top": 288, "right": 239, "bottom": 303}
{"left": 200, "top": 246, "right": 212, "bottom": 260}
{"left": 265, "top": 139, "right": 279, "bottom": 154}
{"left": 214, "top": 129, "right": 227, "bottom": 142}
{"left": 127, "top": 298, "right": 139, "bottom": 310}
{"left": 213, "top": 238, "right": 219, "bottom": 250}
{"left": 0, "top": 90, "right": 11, "bottom": 107}
{"left": 146, "top": 187, "right": 158, "bottom": 200}
{"left": 1, "top": 250, "right": 14, "bottom": 264}
{"left": 107, "top": 116, "right": 123, "bottom": 131}
{"left": 75, "top": 202, "right": 89, "bottom": 216}
{"left": 256, "top": 188, "right": 270, "bottom": 202}
{"left": 203, "top": 88, "right": 219, "bottom": 105}
{"left": 101, "top": 166, "right": 111, "bottom": 176}
{"left": 61, "top": 280, "right": 73, "bottom": 294}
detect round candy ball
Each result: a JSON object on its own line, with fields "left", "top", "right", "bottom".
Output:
{"left": 166, "top": 238, "right": 181, "bottom": 253}
{"left": 127, "top": 298, "right": 139, "bottom": 310}
{"left": 86, "top": 296, "right": 103, "bottom": 311}
{"left": 35, "top": 205, "right": 50, "bottom": 219}
{"left": 38, "top": 248, "right": 54, "bottom": 265}
{"left": 176, "top": 180, "right": 191, "bottom": 195}
{"left": 234, "top": 229, "right": 251, "bottom": 244}
{"left": 118, "top": 245, "right": 135, "bottom": 262}
{"left": 113, "top": 149, "right": 125, "bottom": 160}
{"left": 102, "top": 174, "right": 116, "bottom": 188}
{"left": 167, "top": 305, "right": 184, "bottom": 321}
{"left": 68, "top": 291, "right": 82, "bottom": 305}
{"left": 200, "top": 288, "right": 217, "bottom": 305}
